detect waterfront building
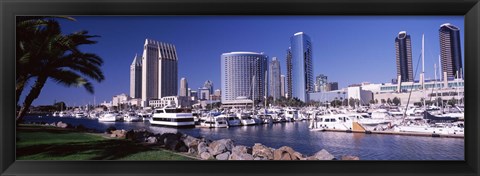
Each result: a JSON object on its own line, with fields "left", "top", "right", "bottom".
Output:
{"left": 128, "top": 98, "right": 142, "bottom": 107}
{"left": 190, "top": 90, "right": 198, "bottom": 101}
{"left": 309, "top": 89, "right": 347, "bottom": 105}
{"left": 269, "top": 57, "right": 281, "bottom": 100}
{"left": 187, "top": 88, "right": 191, "bottom": 97}
{"left": 141, "top": 39, "right": 178, "bottom": 107}
{"left": 315, "top": 74, "right": 328, "bottom": 92}
{"left": 280, "top": 75, "right": 286, "bottom": 98}
{"left": 112, "top": 93, "right": 130, "bottom": 107}
{"left": 288, "top": 32, "right": 313, "bottom": 102}
{"left": 221, "top": 52, "right": 268, "bottom": 104}
{"left": 395, "top": 31, "right": 414, "bottom": 82}
{"left": 180, "top": 77, "right": 188, "bottom": 97}
{"left": 347, "top": 86, "right": 373, "bottom": 106}
{"left": 214, "top": 89, "right": 221, "bottom": 96}
{"left": 327, "top": 82, "right": 339, "bottom": 91}
{"left": 130, "top": 54, "right": 142, "bottom": 99}
{"left": 203, "top": 80, "right": 214, "bottom": 94}
{"left": 148, "top": 96, "right": 191, "bottom": 108}
{"left": 439, "top": 23, "right": 463, "bottom": 80}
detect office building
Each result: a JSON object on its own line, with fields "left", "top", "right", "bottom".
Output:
{"left": 203, "top": 80, "right": 214, "bottom": 94}
{"left": 395, "top": 31, "right": 414, "bottom": 82}
{"left": 179, "top": 77, "right": 188, "bottom": 97}
{"left": 288, "top": 32, "right": 313, "bottom": 102}
{"left": 439, "top": 23, "right": 463, "bottom": 80}
{"left": 327, "top": 82, "right": 339, "bottom": 91}
{"left": 130, "top": 54, "right": 142, "bottom": 99}
{"left": 269, "top": 57, "right": 281, "bottom": 100}
{"left": 315, "top": 74, "right": 328, "bottom": 92}
{"left": 280, "top": 75, "right": 286, "bottom": 97}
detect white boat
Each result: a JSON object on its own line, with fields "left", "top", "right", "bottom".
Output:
{"left": 150, "top": 106, "right": 195, "bottom": 128}
{"left": 74, "top": 111, "right": 86, "bottom": 118}
{"left": 52, "top": 111, "right": 60, "bottom": 117}
{"left": 124, "top": 112, "right": 141, "bottom": 122}
{"left": 225, "top": 114, "right": 242, "bottom": 127}
{"left": 311, "top": 114, "right": 353, "bottom": 130}
{"left": 58, "top": 111, "right": 69, "bottom": 117}
{"left": 98, "top": 111, "right": 118, "bottom": 122}
{"left": 255, "top": 114, "right": 275, "bottom": 124}
{"left": 238, "top": 113, "right": 256, "bottom": 126}
{"left": 346, "top": 113, "right": 390, "bottom": 126}
{"left": 201, "top": 115, "right": 229, "bottom": 128}
{"left": 393, "top": 122, "right": 464, "bottom": 135}
{"left": 284, "top": 108, "right": 298, "bottom": 122}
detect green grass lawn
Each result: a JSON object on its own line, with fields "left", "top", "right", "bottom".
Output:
{"left": 16, "top": 125, "right": 195, "bottom": 160}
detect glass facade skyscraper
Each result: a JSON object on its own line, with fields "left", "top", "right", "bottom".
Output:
{"left": 288, "top": 32, "right": 313, "bottom": 102}
{"left": 439, "top": 23, "right": 463, "bottom": 80}
{"left": 221, "top": 52, "right": 268, "bottom": 103}
{"left": 395, "top": 31, "right": 414, "bottom": 82}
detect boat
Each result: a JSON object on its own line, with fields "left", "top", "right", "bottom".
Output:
{"left": 52, "top": 111, "right": 60, "bottom": 117}
{"left": 225, "top": 114, "right": 242, "bottom": 127}
{"left": 201, "top": 114, "right": 229, "bottom": 128}
{"left": 124, "top": 112, "right": 141, "bottom": 122}
{"left": 98, "top": 111, "right": 118, "bottom": 122}
{"left": 284, "top": 108, "right": 298, "bottom": 122}
{"left": 149, "top": 105, "right": 195, "bottom": 128}
{"left": 393, "top": 121, "right": 464, "bottom": 135}
{"left": 74, "top": 111, "right": 86, "bottom": 118}
{"left": 58, "top": 111, "right": 69, "bottom": 117}
{"left": 237, "top": 113, "right": 256, "bottom": 126}
{"left": 311, "top": 113, "right": 353, "bottom": 130}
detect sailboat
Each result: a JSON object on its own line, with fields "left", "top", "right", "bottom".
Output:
{"left": 393, "top": 34, "right": 464, "bottom": 136}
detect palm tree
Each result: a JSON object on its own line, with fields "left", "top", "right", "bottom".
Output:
{"left": 16, "top": 17, "right": 104, "bottom": 122}
{"left": 16, "top": 17, "right": 77, "bottom": 106}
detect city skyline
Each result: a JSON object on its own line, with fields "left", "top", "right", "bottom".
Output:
{"left": 25, "top": 16, "right": 464, "bottom": 106}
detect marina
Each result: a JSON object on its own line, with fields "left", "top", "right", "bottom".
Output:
{"left": 24, "top": 109, "right": 465, "bottom": 160}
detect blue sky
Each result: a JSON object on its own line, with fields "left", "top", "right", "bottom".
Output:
{"left": 27, "top": 16, "right": 464, "bottom": 106}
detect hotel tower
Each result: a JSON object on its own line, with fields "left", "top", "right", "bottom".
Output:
{"left": 287, "top": 32, "right": 313, "bottom": 102}
{"left": 439, "top": 23, "right": 463, "bottom": 80}
{"left": 395, "top": 31, "right": 414, "bottom": 83}
{"left": 130, "top": 54, "right": 142, "bottom": 99}
{"left": 141, "top": 39, "right": 178, "bottom": 107}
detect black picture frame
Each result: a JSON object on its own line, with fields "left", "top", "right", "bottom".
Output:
{"left": 1, "top": 0, "right": 479, "bottom": 176}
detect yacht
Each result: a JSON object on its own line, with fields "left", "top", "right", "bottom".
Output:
{"left": 124, "top": 112, "right": 141, "bottom": 122}
{"left": 52, "top": 111, "right": 60, "bottom": 117}
{"left": 74, "top": 111, "right": 86, "bottom": 118}
{"left": 238, "top": 113, "right": 256, "bottom": 126}
{"left": 98, "top": 111, "right": 118, "bottom": 122}
{"left": 225, "top": 114, "right": 242, "bottom": 127}
{"left": 311, "top": 113, "right": 354, "bottom": 130}
{"left": 393, "top": 121, "right": 464, "bottom": 135}
{"left": 58, "top": 111, "right": 69, "bottom": 117}
{"left": 201, "top": 115, "right": 229, "bottom": 128}
{"left": 150, "top": 106, "right": 195, "bottom": 128}
{"left": 284, "top": 108, "right": 298, "bottom": 122}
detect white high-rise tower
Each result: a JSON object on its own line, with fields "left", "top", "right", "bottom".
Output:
{"left": 130, "top": 54, "right": 142, "bottom": 98}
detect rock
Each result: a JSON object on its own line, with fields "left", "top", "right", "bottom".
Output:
{"left": 273, "top": 146, "right": 301, "bottom": 160}
{"left": 106, "top": 126, "right": 117, "bottom": 134}
{"left": 200, "top": 152, "right": 213, "bottom": 160}
{"left": 254, "top": 157, "right": 268, "bottom": 160}
{"left": 341, "top": 155, "right": 360, "bottom": 160}
{"left": 126, "top": 129, "right": 155, "bottom": 143}
{"left": 229, "top": 145, "right": 254, "bottom": 160}
{"left": 197, "top": 142, "right": 208, "bottom": 154}
{"left": 208, "top": 139, "right": 234, "bottom": 156}
{"left": 308, "top": 149, "right": 335, "bottom": 160}
{"left": 146, "top": 136, "right": 157, "bottom": 144}
{"left": 252, "top": 143, "right": 274, "bottom": 160}
{"left": 215, "top": 152, "right": 230, "bottom": 160}
{"left": 182, "top": 135, "right": 201, "bottom": 148}
{"left": 110, "top": 130, "right": 127, "bottom": 139}
{"left": 293, "top": 152, "right": 306, "bottom": 160}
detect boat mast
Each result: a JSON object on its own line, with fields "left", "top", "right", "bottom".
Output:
{"left": 421, "top": 34, "right": 426, "bottom": 110}
{"left": 252, "top": 75, "right": 255, "bottom": 111}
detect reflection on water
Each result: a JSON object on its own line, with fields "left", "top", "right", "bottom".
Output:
{"left": 23, "top": 116, "right": 464, "bottom": 160}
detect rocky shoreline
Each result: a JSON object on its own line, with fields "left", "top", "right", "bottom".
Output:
{"left": 26, "top": 121, "right": 360, "bottom": 160}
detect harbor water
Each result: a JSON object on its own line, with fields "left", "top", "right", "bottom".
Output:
{"left": 23, "top": 115, "right": 464, "bottom": 160}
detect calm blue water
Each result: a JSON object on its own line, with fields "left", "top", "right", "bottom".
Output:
{"left": 23, "top": 115, "right": 464, "bottom": 160}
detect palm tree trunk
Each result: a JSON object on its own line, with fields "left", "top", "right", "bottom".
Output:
{"left": 16, "top": 75, "right": 48, "bottom": 123}
{"left": 16, "top": 75, "right": 28, "bottom": 106}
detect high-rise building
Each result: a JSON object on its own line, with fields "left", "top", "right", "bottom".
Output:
{"left": 179, "top": 77, "right": 188, "bottom": 97}
{"left": 141, "top": 39, "right": 178, "bottom": 107}
{"left": 269, "top": 57, "right": 281, "bottom": 100}
{"left": 395, "top": 31, "right": 414, "bottom": 82}
{"left": 130, "top": 54, "right": 142, "bottom": 98}
{"left": 439, "top": 23, "right": 463, "bottom": 80}
{"left": 288, "top": 32, "right": 313, "bottom": 102}
{"left": 315, "top": 74, "right": 328, "bottom": 92}
{"left": 198, "top": 87, "right": 210, "bottom": 100}
{"left": 221, "top": 52, "right": 268, "bottom": 103}
{"left": 280, "top": 75, "right": 286, "bottom": 98}
{"left": 203, "top": 80, "right": 214, "bottom": 94}
{"left": 286, "top": 48, "right": 292, "bottom": 99}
